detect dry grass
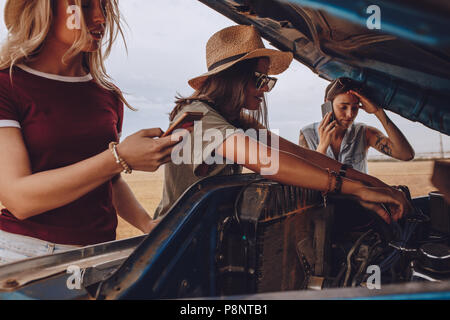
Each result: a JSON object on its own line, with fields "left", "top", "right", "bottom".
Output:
{"left": 367, "top": 160, "right": 439, "bottom": 197}
{"left": 0, "top": 161, "right": 443, "bottom": 240}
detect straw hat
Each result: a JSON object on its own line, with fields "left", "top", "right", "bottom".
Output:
{"left": 188, "top": 25, "right": 293, "bottom": 90}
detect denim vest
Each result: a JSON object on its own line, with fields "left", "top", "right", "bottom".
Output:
{"left": 301, "top": 122, "right": 368, "bottom": 173}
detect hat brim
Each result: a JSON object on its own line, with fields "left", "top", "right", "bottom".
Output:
{"left": 188, "top": 48, "right": 293, "bottom": 90}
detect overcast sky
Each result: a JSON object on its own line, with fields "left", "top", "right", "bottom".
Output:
{"left": 0, "top": 0, "right": 448, "bottom": 156}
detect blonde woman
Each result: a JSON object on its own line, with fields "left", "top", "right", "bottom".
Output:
{"left": 155, "top": 25, "right": 411, "bottom": 224}
{"left": 0, "top": 0, "right": 180, "bottom": 264}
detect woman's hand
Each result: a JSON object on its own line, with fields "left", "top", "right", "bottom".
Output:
{"left": 349, "top": 90, "right": 379, "bottom": 114}
{"left": 116, "top": 128, "right": 184, "bottom": 172}
{"left": 352, "top": 185, "right": 408, "bottom": 223}
{"left": 317, "top": 112, "right": 337, "bottom": 154}
{"left": 143, "top": 218, "right": 161, "bottom": 234}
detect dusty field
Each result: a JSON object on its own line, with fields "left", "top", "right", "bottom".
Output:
{"left": 0, "top": 161, "right": 444, "bottom": 240}
{"left": 116, "top": 160, "right": 443, "bottom": 240}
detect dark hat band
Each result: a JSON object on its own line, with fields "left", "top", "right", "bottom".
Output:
{"left": 207, "top": 52, "right": 248, "bottom": 72}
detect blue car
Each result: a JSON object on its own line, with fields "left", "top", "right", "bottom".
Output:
{"left": 1, "top": 0, "right": 449, "bottom": 300}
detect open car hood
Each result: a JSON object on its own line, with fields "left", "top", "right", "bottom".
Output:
{"left": 198, "top": 0, "right": 450, "bottom": 135}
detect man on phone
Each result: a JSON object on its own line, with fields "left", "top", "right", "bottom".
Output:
{"left": 299, "top": 78, "right": 415, "bottom": 173}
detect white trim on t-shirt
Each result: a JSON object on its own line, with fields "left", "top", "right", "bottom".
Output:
{"left": 0, "top": 120, "right": 21, "bottom": 128}
{"left": 17, "top": 64, "right": 93, "bottom": 83}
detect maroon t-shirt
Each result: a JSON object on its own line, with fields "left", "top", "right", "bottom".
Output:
{"left": 0, "top": 65, "right": 123, "bottom": 245}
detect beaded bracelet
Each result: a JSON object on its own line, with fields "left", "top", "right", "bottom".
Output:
{"left": 109, "top": 142, "right": 132, "bottom": 174}
{"left": 322, "top": 168, "right": 332, "bottom": 207}
{"left": 324, "top": 170, "right": 342, "bottom": 194}
{"left": 325, "top": 168, "right": 333, "bottom": 194}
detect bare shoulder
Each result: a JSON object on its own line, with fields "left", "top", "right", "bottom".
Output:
{"left": 298, "top": 130, "right": 309, "bottom": 148}
{"left": 365, "top": 125, "right": 382, "bottom": 136}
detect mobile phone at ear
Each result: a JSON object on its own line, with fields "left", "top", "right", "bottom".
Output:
{"left": 161, "top": 111, "right": 204, "bottom": 137}
{"left": 321, "top": 101, "right": 335, "bottom": 123}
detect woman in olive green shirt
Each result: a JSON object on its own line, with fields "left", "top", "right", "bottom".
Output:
{"left": 155, "top": 25, "right": 410, "bottom": 223}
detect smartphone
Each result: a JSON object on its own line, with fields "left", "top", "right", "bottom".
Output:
{"left": 161, "top": 111, "right": 204, "bottom": 137}
{"left": 321, "top": 101, "right": 335, "bottom": 123}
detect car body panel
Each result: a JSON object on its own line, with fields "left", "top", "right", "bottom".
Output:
{"left": 198, "top": 0, "right": 450, "bottom": 135}
{"left": 1, "top": 174, "right": 449, "bottom": 300}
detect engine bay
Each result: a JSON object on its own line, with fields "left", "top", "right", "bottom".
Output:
{"left": 317, "top": 190, "right": 450, "bottom": 289}
{"left": 216, "top": 181, "right": 450, "bottom": 295}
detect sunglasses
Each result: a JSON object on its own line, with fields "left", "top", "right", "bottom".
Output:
{"left": 329, "top": 77, "right": 363, "bottom": 94}
{"left": 254, "top": 72, "right": 277, "bottom": 92}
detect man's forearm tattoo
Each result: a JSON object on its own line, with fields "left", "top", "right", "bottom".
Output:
{"left": 375, "top": 134, "right": 392, "bottom": 156}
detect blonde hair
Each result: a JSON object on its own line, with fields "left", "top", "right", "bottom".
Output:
{"left": 171, "top": 58, "right": 268, "bottom": 130}
{"left": 0, "top": 0, "right": 134, "bottom": 109}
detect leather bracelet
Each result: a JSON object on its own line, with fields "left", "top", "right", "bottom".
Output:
{"left": 321, "top": 168, "right": 333, "bottom": 208}
{"left": 339, "top": 164, "right": 350, "bottom": 177}
{"left": 109, "top": 142, "right": 132, "bottom": 174}
{"left": 333, "top": 171, "right": 343, "bottom": 194}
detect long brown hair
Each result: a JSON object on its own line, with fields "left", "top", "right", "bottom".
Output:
{"left": 171, "top": 58, "right": 268, "bottom": 130}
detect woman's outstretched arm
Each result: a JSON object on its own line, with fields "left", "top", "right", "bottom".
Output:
{"left": 0, "top": 128, "right": 179, "bottom": 220}
{"left": 216, "top": 132, "right": 407, "bottom": 223}
{"left": 252, "top": 119, "right": 387, "bottom": 188}
{"left": 271, "top": 130, "right": 390, "bottom": 189}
